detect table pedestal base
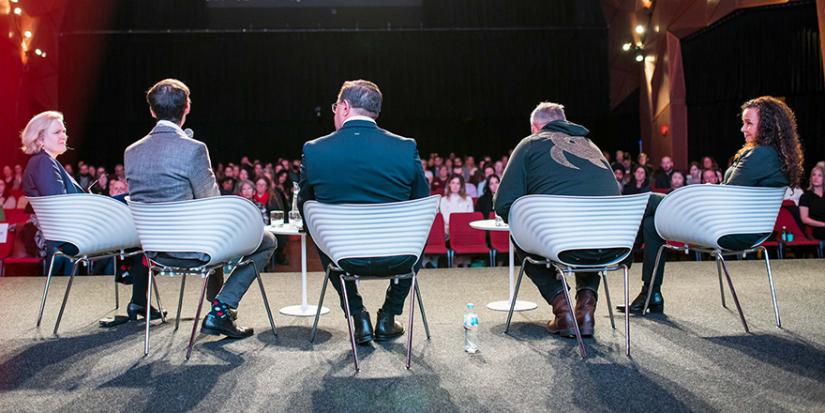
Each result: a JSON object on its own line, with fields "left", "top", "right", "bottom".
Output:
{"left": 486, "top": 300, "right": 537, "bottom": 312}
{"left": 279, "top": 305, "right": 330, "bottom": 317}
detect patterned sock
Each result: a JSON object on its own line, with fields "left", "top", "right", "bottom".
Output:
{"left": 208, "top": 299, "right": 230, "bottom": 320}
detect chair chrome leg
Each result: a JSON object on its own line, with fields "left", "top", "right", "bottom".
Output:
{"left": 114, "top": 255, "right": 119, "bottom": 310}
{"left": 152, "top": 275, "right": 165, "bottom": 323}
{"left": 405, "top": 275, "right": 417, "bottom": 369}
{"left": 717, "top": 254, "right": 750, "bottom": 333}
{"left": 175, "top": 273, "right": 186, "bottom": 331}
{"left": 254, "top": 266, "right": 277, "bottom": 337}
{"left": 53, "top": 259, "right": 80, "bottom": 335}
{"left": 144, "top": 269, "right": 154, "bottom": 356}
{"left": 310, "top": 269, "right": 330, "bottom": 343}
{"left": 643, "top": 245, "right": 667, "bottom": 315}
{"left": 715, "top": 255, "right": 727, "bottom": 308}
{"left": 186, "top": 273, "right": 211, "bottom": 360}
{"left": 760, "top": 246, "right": 781, "bottom": 328}
{"left": 504, "top": 257, "right": 528, "bottom": 334}
{"left": 558, "top": 269, "right": 586, "bottom": 358}
{"left": 414, "top": 283, "right": 431, "bottom": 340}
{"left": 600, "top": 271, "right": 616, "bottom": 330}
{"left": 339, "top": 274, "right": 360, "bottom": 372}
{"left": 36, "top": 254, "right": 58, "bottom": 327}
{"left": 623, "top": 265, "right": 630, "bottom": 357}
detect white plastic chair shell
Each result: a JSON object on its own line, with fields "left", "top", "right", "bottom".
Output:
{"left": 508, "top": 193, "right": 650, "bottom": 267}
{"left": 28, "top": 194, "right": 141, "bottom": 257}
{"left": 654, "top": 185, "right": 785, "bottom": 250}
{"left": 127, "top": 196, "right": 264, "bottom": 267}
{"left": 303, "top": 195, "right": 440, "bottom": 267}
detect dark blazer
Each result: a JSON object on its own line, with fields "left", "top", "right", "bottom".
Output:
{"left": 297, "top": 119, "right": 430, "bottom": 215}
{"left": 22, "top": 151, "right": 83, "bottom": 197}
{"left": 723, "top": 145, "right": 789, "bottom": 187}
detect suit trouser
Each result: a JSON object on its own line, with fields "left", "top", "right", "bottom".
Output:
{"left": 317, "top": 249, "right": 421, "bottom": 316}
{"left": 640, "top": 193, "right": 666, "bottom": 291}
{"left": 153, "top": 231, "right": 276, "bottom": 309}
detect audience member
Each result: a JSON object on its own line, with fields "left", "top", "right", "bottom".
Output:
{"left": 653, "top": 156, "right": 674, "bottom": 189}
{"left": 799, "top": 166, "right": 825, "bottom": 240}
{"left": 623, "top": 165, "right": 651, "bottom": 195}
{"left": 440, "top": 174, "right": 474, "bottom": 238}
{"left": 431, "top": 165, "right": 449, "bottom": 194}
{"left": 91, "top": 172, "right": 109, "bottom": 195}
{"left": 474, "top": 174, "right": 499, "bottom": 219}
{"left": 2, "top": 165, "right": 11, "bottom": 187}
{"left": 668, "top": 170, "right": 686, "bottom": 192}
{"left": 687, "top": 162, "right": 702, "bottom": 185}
{"left": 702, "top": 168, "right": 720, "bottom": 184}
{"left": 0, "top": 180, "right": 16, "bottom": 209}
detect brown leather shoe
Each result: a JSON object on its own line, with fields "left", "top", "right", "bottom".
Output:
{"left": 575, "top": 289, "right": 597, "bottom": 337}
{"left": 546, "top": 292, "right": 577, "bottom": 338}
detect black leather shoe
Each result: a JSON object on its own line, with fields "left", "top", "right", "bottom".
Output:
{"left": 617, "top": 287, "right": 664, "bottom": 314}
{"left": 201, "top": 314, "right": 254, "bottom": 339}
{"left": 352, "top": 310, "right": 374, "bottom": 345}
{"left": 127, "top": 302, "right": 167, "bottom": 321}
{"left": 374, "top": 310, "right": 405, "bottom": 341}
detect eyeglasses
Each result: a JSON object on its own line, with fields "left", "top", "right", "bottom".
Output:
{"left": 330, "top": 100, "right": 347, "bottom": 113}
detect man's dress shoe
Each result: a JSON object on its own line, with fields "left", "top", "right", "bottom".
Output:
{"left": 617, "top": 288, "right": 664, "bottom": 314}
{"left": 201, "top": 314, "right": 254, "bottom": 339}
{"left": 374, "top": 310, "right": 405, "bottom": 341}
{"left": 126, "top": 302, "right": 167, "bottom": 321}
{"left": 352, "top": 310, "right": 374, "bottom": 345}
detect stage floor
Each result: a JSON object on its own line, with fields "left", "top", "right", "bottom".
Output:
{"left": 1, "top": 260, "right": 824, "bottom": 412}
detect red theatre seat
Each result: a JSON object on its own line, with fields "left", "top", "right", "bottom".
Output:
{"left": 424, "top": 213, "right": 451, "bottom": 266}
{"left": 449, "top": 212, "right": 491, "bottom": 267}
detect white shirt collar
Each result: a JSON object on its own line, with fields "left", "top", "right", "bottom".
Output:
{"left": 343, "top": 116, "right": 377, "bottom": 125}
{"left": 156, "top": 120, "right": 186, "bottom": 135}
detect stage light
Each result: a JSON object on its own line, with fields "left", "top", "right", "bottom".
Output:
{"left": 41, "top": 52, "right": 46, "bottom": 57}
{"left": 35, "top": 48, "right": 42, "bottom": 56}
{"left": 622, "top": 42, "right": 631, "bottom": 52}
{"left": 10, "top": 0, "right": 19, "bottom": 3}
{"left": 635, "top": 53, "right": 644, "bottom": 62}
{"left": 635, "top": 25, "right": 645, "bottom": 34}
{"left": 24, "top": 31, "right": 31, "bottom": 38}
{"left": 13, "top": 7, "right": 22, "bottom": 15}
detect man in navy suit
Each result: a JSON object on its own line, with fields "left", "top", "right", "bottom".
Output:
{"left": 298, "top": 80, "right": 430, "bottom": 345}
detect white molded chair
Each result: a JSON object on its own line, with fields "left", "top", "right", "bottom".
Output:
{"left": 29, "top": 194, "right": 149, "bottom": 335}
{"left": 506, "top": 193, "right": 651, "bottom": 358}
{"left": 127, "top": 195, "right": 277, "bottom": 359}
{"left": 304, "top": 195, "right": 440, "bottom": 371}
{"left": 644, "top": 185, "right": 786, "bottom": 332}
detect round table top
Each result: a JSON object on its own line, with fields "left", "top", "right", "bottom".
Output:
{"left": 264, "top": 224, "right": 304, "bottom": 235}
{"left": 469, "top": 219, "right": 510, "bottom": 232}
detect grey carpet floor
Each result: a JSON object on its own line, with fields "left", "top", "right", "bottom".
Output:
{"left": 0, "top": 259, "right": 824, "bottom": 412}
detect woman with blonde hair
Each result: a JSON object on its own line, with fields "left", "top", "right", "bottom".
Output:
{"left": 20, "top": 111, "right": 162, "bottom": 321}
{"left": 799, "top": 166, "right": 825, "bottom": 241}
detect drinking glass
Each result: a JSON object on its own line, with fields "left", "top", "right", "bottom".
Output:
{"left": 270, "top": 210, "right": 284, "bottom": 226}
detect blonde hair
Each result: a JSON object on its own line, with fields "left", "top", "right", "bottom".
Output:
{"left": 20, "top": 111, "right": 64, "bottom": 155}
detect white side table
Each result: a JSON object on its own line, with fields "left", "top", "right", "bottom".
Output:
{"left": 265, "top": 224, "right": 330, "bottom": 317}
{"left": 469, "top": 219, "right": 537, "bottom": 312}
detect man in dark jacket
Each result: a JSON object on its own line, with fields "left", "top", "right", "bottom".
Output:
{"left": 495, "top": 102, "right": 666, "bottom": 337}
{"left": 298, "top": 80, "right": 430, "bottom": 345}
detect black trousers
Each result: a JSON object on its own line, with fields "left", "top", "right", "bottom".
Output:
{"left": 317, "top": 249, "right": 421, "bottom": 316}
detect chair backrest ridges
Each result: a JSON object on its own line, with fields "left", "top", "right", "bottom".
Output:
{"left": 304, "top": 195, "right": 440, "bottom": 267}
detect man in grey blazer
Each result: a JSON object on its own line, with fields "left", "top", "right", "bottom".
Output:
{"left": 124, "top": 78, "right": 276, "bottom": 339}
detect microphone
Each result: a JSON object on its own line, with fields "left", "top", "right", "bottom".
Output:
{"left": 184, "top": 128, "right": 194, "bottom": 138}
{"left": 87, "top": 177, "right": 102, "bottom": 194}
{"left": 66, "top": 146, "right": 75, "bottom": 151}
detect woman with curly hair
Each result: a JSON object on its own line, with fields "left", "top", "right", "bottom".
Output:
{"left": 724, "top": 96, "right": 804, "bottom": 188}
{"left": 721, "top": 96, "right": 804, "bottom": 249}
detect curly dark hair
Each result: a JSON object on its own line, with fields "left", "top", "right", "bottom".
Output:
{"left": 738, "top": 96, "right": 804, "bottom": 187}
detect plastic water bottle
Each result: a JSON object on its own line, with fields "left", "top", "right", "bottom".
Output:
{"left": 463, "top": 303, "right": 479, "bottom": 353}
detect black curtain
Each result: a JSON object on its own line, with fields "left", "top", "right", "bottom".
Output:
{"left": 58, "top": 28, "right": 609, "bottom": 167}
{"left": 682, "top": 0, "right": 824, "bottom": 174}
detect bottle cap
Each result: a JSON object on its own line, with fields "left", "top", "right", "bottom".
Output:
{"left": 466, "top": 303, "right": 475, "bottom": 309}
